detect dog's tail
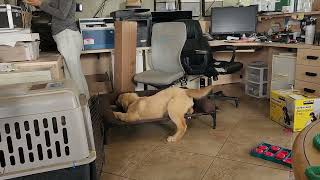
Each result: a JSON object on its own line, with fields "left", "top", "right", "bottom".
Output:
{"left": 186, "top": 85, "right": 214, "bottom": 99}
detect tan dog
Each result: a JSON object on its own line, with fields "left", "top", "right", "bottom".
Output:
{"left": 114, "top": 86, "right": 214, "bottom": 142}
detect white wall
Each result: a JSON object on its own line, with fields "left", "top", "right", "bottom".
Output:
{"left": 0, "top": 0, "right": 240, "bottom": 18}
{"left": 77, "top": 0, "right": 154, "bottom": 18}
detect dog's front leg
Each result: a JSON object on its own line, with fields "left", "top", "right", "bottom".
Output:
{"left": 113, "top": 112, "right": 140, "bottom": 122}
{"left": 113, "top": 112, "right": 129, "bottom": 122}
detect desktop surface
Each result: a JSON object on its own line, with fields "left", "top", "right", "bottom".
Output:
{"left": 208, "top": 40, "right": 320, "bottom": 50}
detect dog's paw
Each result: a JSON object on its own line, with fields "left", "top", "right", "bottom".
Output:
{"left": 113, "top": 112, "right": 120, "bottom": 118}
{"left": 167, "top": 136, "right": 177, "bottom": 142}
{"left": 187, "top": 108, "right": 194, "bottom": 115}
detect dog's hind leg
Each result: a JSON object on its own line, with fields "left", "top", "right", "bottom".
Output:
{"left": 167, "top": 96, "right": 194, "bottom": 142}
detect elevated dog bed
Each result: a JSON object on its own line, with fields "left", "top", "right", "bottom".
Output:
{"left": 96, "top": 90, "right": 216, "bottom": 128}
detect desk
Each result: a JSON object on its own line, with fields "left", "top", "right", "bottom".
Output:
{"left": 209, "top": 40, "right": 320, "bottom": 94}
{"left": 209, "top": 40, "right": 320, "bottom": 49}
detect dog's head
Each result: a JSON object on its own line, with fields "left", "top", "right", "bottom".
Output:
{"left": 116, "top": 93, "right": 139, "bottom": 112}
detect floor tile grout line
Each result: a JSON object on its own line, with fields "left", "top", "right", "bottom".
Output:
{"left": 154, "top": 145, "right": 219, "bottom": 158}
{"left": 200, "top": 157, "right": 216, "bottom": 180}
{"left": 103, "top": 172, "right": 137, "bottom": 180}
{"left": 215, "top": 156, "right": 291, "bottom": 172}
{"left": 214, "top": 116, "right": 242, "bottom": 156}
{"left": 119, "top": 144, "right": 162, "bottom": 178}
{"left": 198, "top": 120, "right": 237, "bottom": 180}
{"left": 148, "top": 114, "right": 244, "bottom": 159}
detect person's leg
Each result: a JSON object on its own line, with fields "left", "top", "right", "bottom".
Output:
{"left": 53, "top": 29, "right": 90, "bottom": 98}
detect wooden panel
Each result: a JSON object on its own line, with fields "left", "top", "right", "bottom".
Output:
{"left": 80, "top": 53, "right": 112, "bottom": 76}
{"left": 12, "top": 53, "right": 64, "bottom": 80}
{"left": 114, "top": 21, "right": 137, "bottom": 93}
{"left": 297, "top": 49, "right": 320, "bottom": 67}
{"left": 295, "top": 65, "right": 320, "bottom": 84}
{"left": 0, "top": 70, "right": 52, "bottom": 86}
{"left": 295, "top": 80, "right": 320, "bottom": 94}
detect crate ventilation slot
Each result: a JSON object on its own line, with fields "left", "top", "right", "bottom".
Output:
{"left": 0, "top": 116, "right": 70, "bottom": 168}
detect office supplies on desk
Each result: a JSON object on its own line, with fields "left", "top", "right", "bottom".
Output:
{"left": 305, "top": 18, "right": 317, "bottom": 45}
{"left": 300, "top": 17, "right": 317, "bottom": 44}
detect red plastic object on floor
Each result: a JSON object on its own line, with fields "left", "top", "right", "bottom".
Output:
{"left": 271, "top": 146, "right": 281, "bottom": 152}
{"left": 276, "top": 153, "right": 286, "bottom": 160}
{"left": 250, "top": 142, "right": 292, "bottom": 168}
{"left": 255, "top": 148, "right": 264, "bottom": 154}
{"left": 283, "top": 158, "right": 292, "bottom": 164}
{"left": 258, "top": 145, "right": 268, "bottom": 151}
{"left": 264, "top": 151, "right": 274, "bottom": 157}
{"left": 279, "top": 151, "right": 289, "bottom": 156}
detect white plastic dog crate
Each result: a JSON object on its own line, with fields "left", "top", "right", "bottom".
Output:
{"left": 0, "top": 80, "right": 96, "bottom": 179}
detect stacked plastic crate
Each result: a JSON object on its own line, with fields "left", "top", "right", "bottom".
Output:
{"left": 245, "top": 61, "right": 268, "bottom": 98}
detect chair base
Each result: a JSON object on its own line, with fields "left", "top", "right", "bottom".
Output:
{"left": 209, "top": 91, "right": 240, "bottom": 108}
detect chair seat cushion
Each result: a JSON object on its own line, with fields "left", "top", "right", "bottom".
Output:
{"left": 213, "top": 61, "right": 243, "bottom": 75}
{"left": 134, "top": 70, "right": 184, "bottom": 86}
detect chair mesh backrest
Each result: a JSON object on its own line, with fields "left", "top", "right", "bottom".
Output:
{"left": 151, "top": 22, "right": 187, "bottom": 73}
{"left": 176, "top": 19, "right": 203, "bottom": 40}
{"left": 176, "top": 19, "right": 214, "bottom": 75}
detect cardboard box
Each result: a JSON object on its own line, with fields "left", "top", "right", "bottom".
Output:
{"left": 0, "top": 41, "right": 40, "bottom": 62}
{"left": 270, "top": 89, "right": 320, "bottom": 132}
{"left": 12, "top": 53, "right": 64, "bottom": 80}
{"left": 0, "top": 70, "right": 52, "bottom": 86}
{"left": 85, "top": 74, "right": 113, "bottom": 96}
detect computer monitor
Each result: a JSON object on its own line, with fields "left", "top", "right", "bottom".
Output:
{"left": 151, "top": 11, "right": 192, "bottom": 24}
{"left": 210, "top": 5, "right": 258, "bottom": 35}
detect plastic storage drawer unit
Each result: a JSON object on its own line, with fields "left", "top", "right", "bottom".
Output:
{"left": 0, "top": 81, "right": 96, "bottom": 179}
{"left": 246, "top": 61, "right": 268, "bottom": 98}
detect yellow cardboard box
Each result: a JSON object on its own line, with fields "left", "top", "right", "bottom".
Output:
{"left": 270, "top": 89, "right": 320, "bottom": 132}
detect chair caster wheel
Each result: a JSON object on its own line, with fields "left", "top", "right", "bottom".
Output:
{"left": 235, "top": 101, "right": 240, "bottom": 108}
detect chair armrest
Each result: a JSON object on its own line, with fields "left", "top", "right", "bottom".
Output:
{"left": 214, "top": 45, "right": 236, "bottom": 62}
{"left": 182, "top": 49, "right": 210, "bottom": 55}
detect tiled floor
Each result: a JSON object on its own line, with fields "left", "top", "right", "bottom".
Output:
{"left": 101, "top": 84, "right": 296, "bottom": 180}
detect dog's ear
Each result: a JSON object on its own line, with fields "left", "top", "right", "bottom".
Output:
{"left": 116, "top": 94, "right": 124, "bottom": 106}
{"left": 116, "top": 94, "right": 130, "bottom": 112}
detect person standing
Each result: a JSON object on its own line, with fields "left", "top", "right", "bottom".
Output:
{"left": 25, "top": 0, "right": 90, "bottom": 98}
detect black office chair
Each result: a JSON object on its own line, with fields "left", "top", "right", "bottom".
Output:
{"left": 177, "top": 19, "right": 243, "bottom": 107}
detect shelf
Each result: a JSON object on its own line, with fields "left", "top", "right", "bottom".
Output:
{"left": 246, "top": 80, "right": 268, "bottom": 85}
{"left": 258, "top": 11, "right": 320, "bottom": 20}
{"left": 81, "top": 47, "right": 151, "bottom": 55}
{"left": 217, "top": 49, "right": 257, "bottom": 53}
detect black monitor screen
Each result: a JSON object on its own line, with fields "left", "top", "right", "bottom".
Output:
{"left": 210, "top": 5, "right": 258, "bottom": 35}
{"left": 151, "top": 11, "right": 192, "bottom": 24}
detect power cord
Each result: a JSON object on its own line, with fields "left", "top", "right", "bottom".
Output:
{"left": 93, "top": 0, "right": 110, "bottom": 18}
{"left": 201, "top": 0, "right": 216, "bottom": 19}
